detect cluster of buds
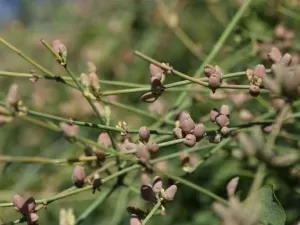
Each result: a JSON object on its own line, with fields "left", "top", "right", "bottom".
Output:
{"left": 264, "top": 47, "right": 300, "bottom": 100}
{"left": 141, "top": 63, "right": 169, "bottom": 103}
{"left": 210, "top": 105, "right": 230, "bottom": 137}
{"left": 80, "top": 61, "right": 101, "bottom": 96}
{"left": 72, "top": 166, "right": 102, "bottom": 194}
{"left": 116, "top": 121, "right": 128, "bottom": 136}
{"left": 246, "top": 64, "right": 266, "bottom": 97}
{"left": 204, "top": 65, "right": 223, "bottom": 93}
{"left": 59, "top": 122, "right": 79, "bottom": 138}
{"left": 12, "top": 195, "right": 39, "bottom": 225}
{"left": 173, "top": 112, "right": 205, "bottom": 147}
{"left": 52, "top": 39, "right": 67, "bottom": 66}
{"left": 274, "top": 24, "right": 295, "bottom": 48}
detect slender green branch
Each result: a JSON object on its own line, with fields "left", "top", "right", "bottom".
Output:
{"left": 142, "top": 200, "right": 162, "bottom": 225}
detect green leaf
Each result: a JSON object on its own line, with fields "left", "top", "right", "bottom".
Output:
{"left": 258, "top": 185, "right": 286, "bottom": 225}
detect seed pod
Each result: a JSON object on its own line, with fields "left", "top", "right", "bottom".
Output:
{"left": 139, "top": 126, "right": 150, "bottom": 143}
{"left": 27, "top": 213, "right": 39, "bottom": 225}
{"left": 180, "top": 116, "right": 195, "bottom": 134}
{"left": 21, "top": 197, "right": 36, "bottom": 215}
{"left": 12, "top": 195, "right": 25, "bottom": 212}
{"left": 220, "top": 105, "right": 230, "bottom": 117}
{"left": 173, "top": 127, "right": 183, "bottom": 139}
{"left": 249, "top": 85, "right": 260, "bottom": 97}
{"left": 146, "top": 141, "right": 159, "bottom": 153}
{"left": 149, "top": 64, "right": 164, "bottom": 81}
{"left": 215, "top": 114, "right": 229, "bottom": 128}
{"left": 140, "top": 185, "right": 156, "bottom": 202}
{"left": 6, "top": 84, "right": 19, "bottom": 106}
{"left": 97, "top": 132, "right": 112, "bottom": 148}
{"left": 183, "top": 134, "right": 196, "bottom": 147}
{"left": 253, "top": 64, "right": 266, "bottom": 78}
{"left": 89, "top": 72, "right": 100, "bottom": 91}
{"left": 163, "top": 185, "right": 177, "bottom": 201}
{"left": 226, "top": 177, "right": 239, "bottom": 197}
{"left": 210, "top": 109, "right": 219, "bottom": 122}
{"left": 152, "top": 176, "right": 163, "bottom": 193}
{"left": 72, "top": 166, "right": 85, "bottom": 188}
{"left": 192, "top": 123, "right": 205, "bottom": 139}
{"left": 80, "top": 73, "right": 90, "bottom": 87}
{"left": 268, "top": 47, "right": 282, "bottom": 63}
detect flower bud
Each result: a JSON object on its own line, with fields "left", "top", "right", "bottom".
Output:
{"left": 220, "top": 104, "right": 230, "bottom": 117}
{"left": 130, "top": 216, "right": 142, "bottom": 225}
{"left": 140, "top": 185, "right": 155, "bottom": 202}
{"left": 215, "top": 114, "right": 229, "bottom": 128}
{"left": 146, "top": 141, "right": 159, "bottom": 153}
{"left": 87, "top": 61, "right": 97, "bottom": 73}
{"left": 253, "top": 64, "right": 266, "bottom": 78}
{"left": 163, "top": 185, "right": 177, "bottom": 201}
{"left": 173, "top": 127, "right": 183, "bottom": 139}
{"left": 21, "top": 197, "right": 36, "bottom": 214}
{"left": 280, "top": 53, "right": 292, "bottom": 66}
{"left": 180, "top": 152, "right": 190, "bottom": 165}
{"left": 149, "top": 64, "right": 164, "bottom": 81}
{"left": 12, "top": 195, "right": 25, "bottom": 212}
{"left": 52, "top": 39, "right": 67, "bottom": 64}
{"left": 89, "top": 72, "right": 100, "bottom": 91}
{"left": 180, "top": 116, "right": 195, "bottom": 134}
{"left": 97, "top": 132, "right": 112, "bottom": 148}
{"left": 208, "top": 75, "right": 221, "bottom": 92}
{"left": 249, "top": 85, "right": 260, "bottom": 97}
{"left": 27, "top": 213, "right": 39, "bottom": 225}
{"left": 220, "top": 126, "right": 230, "bottom": 136}
{"left": 72, "top": 166, "right": 85, "bottom": 188}
{"left": 183, "top": 134, "right": 196, "bottom": 147}
{"left": 192, "top": 123, "right": 205, "bottom": 139}
{"left": 152, "top": 176, "right": 163, "bottom": 193}
{"left": 204, "top": 65, "right": 215, "bottom": 78}
{"left": 60, "top": 122, "right": 79, "bottom": 138}
{"left": 125, "top": 141, "right": 137, "bottom": 151}
{"left": 268, "top": 47, "right": 282, "bottom": 63}
{"left": 140, "top": 172, "right": 151, "bottom": 186}
{"left": 210, "top": 109, "right": 219, "bottom": 122}
{"left": 6, "top": 84, "right": 19, "bottom": 106}
{"left": 139, "top": 126, "right": 150, "bottom": 143}
{"left": 137, "top": 145, "right": 150, "bottom": 162}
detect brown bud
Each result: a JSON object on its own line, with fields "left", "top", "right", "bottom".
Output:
{"left": 215, "top": 114, "right": 229, "bottom": 128}
{"left": 220, "top": 104, "right": 230, "bottom": 117}
{"left": 72, "top": 166, "right": 85, "bottom": 188}
{"left": 139, "top": 126, "right": 150, "bottom": 143}
{"left": 12, "top": 195, "right": 25, "bottom": 212}
{"left": 140, "top": 185, "right": 155, "bottom": 202}
{"left": 89, "top": 72, "right": 100, "bottom": 91}
{"left": 192, "top": 123, "right": 205, "bottom": 139}
{"left": 97, "top": 132, "right": 112, "bottom": 148}
{"left": 27, "top": 213, "right": 39, "bottom": 225}
{"left": 249, "top": 85, "right": 260, "bottom": 97}
{"left": 173, "top": 127, "right": 183, "bottom": 139}
{"left": 183, "top": 134, "right": 196, "bottom": 147}
{"left": 149, "top": 64, "right": 164, "bottom": 81}
{"left": 180, "top": 116, "right": 195, "bottom": 134}
{"left": 163, "top": 185, "right": 177, "bottom": 201}
{"left": 146, "top": 141, "right": 159, "bottom": 153}
{"left": 152, "top": 176, "right": 163, "bottom": 193}
{"left": 6, "top": 84, "right": 19, "bottom": 106}
{"left": 208, "top": 75, "right": 221, "bottom": 92}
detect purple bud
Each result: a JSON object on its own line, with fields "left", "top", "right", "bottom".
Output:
{"left": 21, "top": 197, "right": 36, "bottom": 215}
{"left": 140, "top": 185, "right": 155, "bottom": 202}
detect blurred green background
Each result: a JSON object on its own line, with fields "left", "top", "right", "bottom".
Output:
{"left": 1, "top": 0, "right": 300, "bottom": 224}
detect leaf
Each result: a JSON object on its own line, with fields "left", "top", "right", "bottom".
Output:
{"left": 258, "top": 185, "right": 286, "bottom": 225}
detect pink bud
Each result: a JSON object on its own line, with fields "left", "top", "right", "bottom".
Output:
{"left": 210, "top": 109, "right": 219, "bottom": 122}
{"left": 146, "top": 141, "right": 159, "bottom": 153}
{"left": 72, "top": 166, "right": 85, "bottom": 188}
{"left": 179, "top": 152, "right": 190, "bottom": 165}
{"left": 12, "top": 195, "right": 25, "bottom": 212}
{"left": 149, "top": 64, "right": 164, "bottom": 81}
{"left": 163, "top": 185, "right": 177, "bottom": 201}
{"left": 215, "top": 115, "right": 229, "bottom": 128}
{"left": 27, "top": 213, "right": 39, "bottom": 224}
{"left": 226, "top": 177, "right": 239, "bottom": 197}
{"left": 183, "top": 134, "right": 196, "bottom": 147}
{"left": 87, "top": 61, "right": 97, "bottom": 73}
{"left": 249, "top": 85, "right": 260, "bottom": 97}
{"left": 220, "top": 104, "right": 230, "bottom": 117}
{"left": 152, "top": 176, "right": 163, "bottom": 193}
{"left": 89, "top": 72, "right": 100, "bottom": 91}
{"left": 6, "top": 84, "right": 19, "bottom": 106}
{"left": 180, "top": 116, "right": 195, "bottom": 134}
{"left": 192, "top": 123, "right": 205, "bottom": 139}
{"left": 267, "top": 47, "right": 282, "bottom": 63}
{"left": 139, "top": 126, "right": 150, "bottom": 143}
{"left": 97, "top": 132, "right": 112, "bottom": 148}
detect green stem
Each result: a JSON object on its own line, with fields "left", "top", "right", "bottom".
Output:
{"left": 142, "top": 200, "right": 162, "bottom": 225}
